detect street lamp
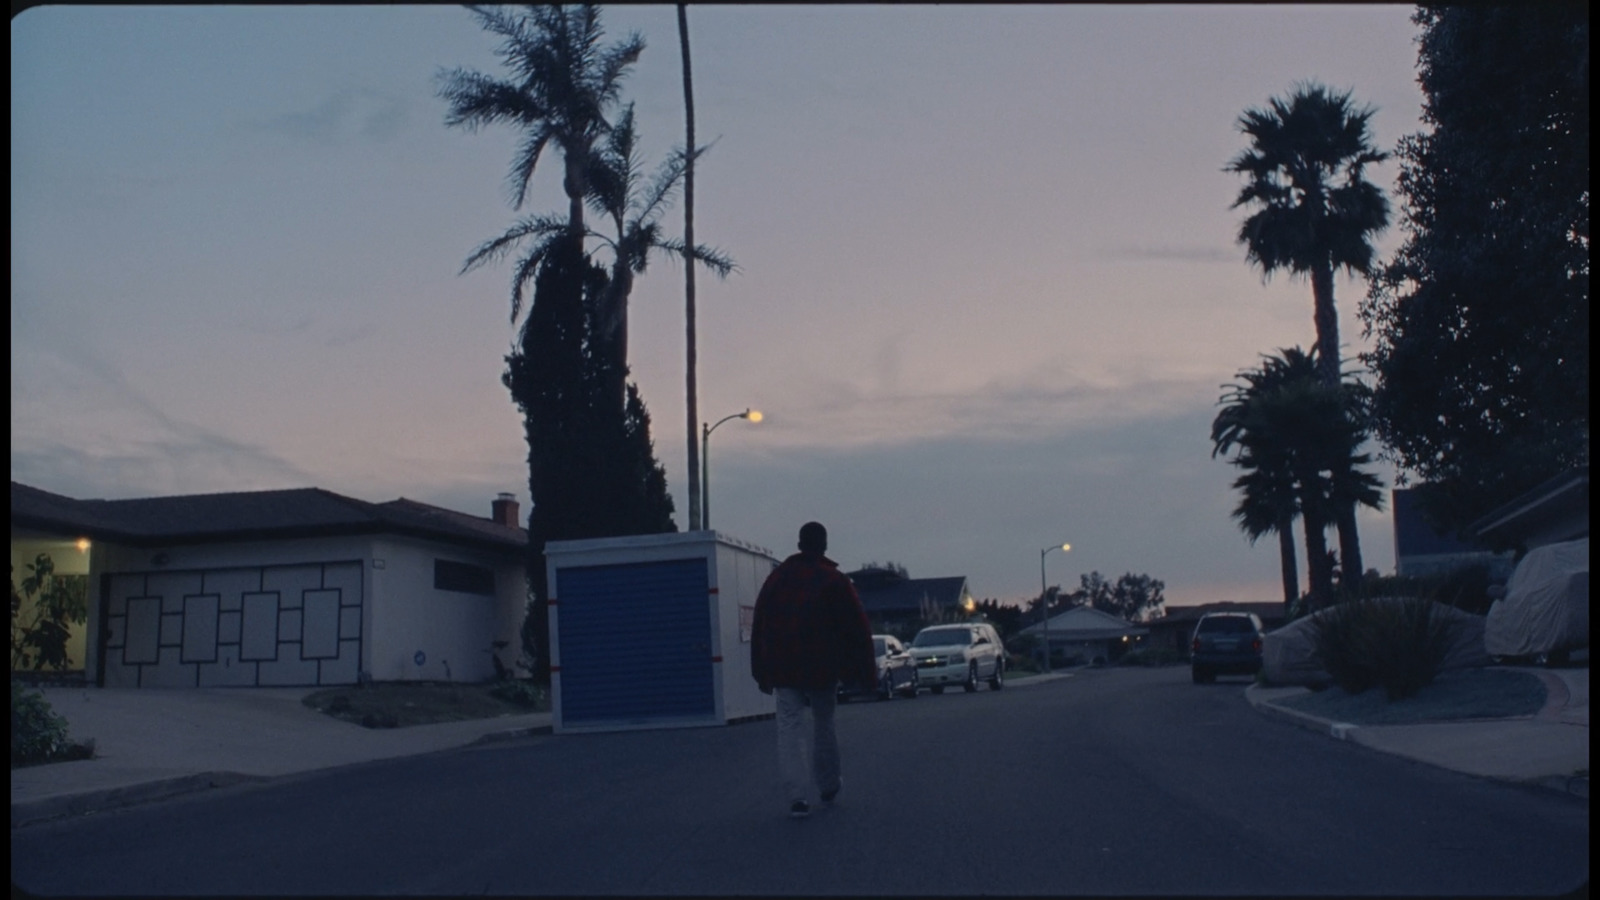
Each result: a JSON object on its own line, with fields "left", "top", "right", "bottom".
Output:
{"left": 702, "top": 408, "right": 762, "bottom": 530}
{"left": 1040, "top": 542, "right": 1071, "bottom": 673}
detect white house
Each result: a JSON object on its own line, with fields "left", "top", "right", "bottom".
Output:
{"left": 1020, "top": 604, "right": 1149, "bottom": 666}
{"left": 10, "top": 482, "right": 527, "bottom": 688}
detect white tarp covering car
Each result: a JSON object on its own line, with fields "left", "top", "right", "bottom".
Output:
{"left": 1261, "top": 598, "right": 1493, "bottom": 687}
{"left": 1485, "top": 537, "right": 1589, "bottom": 659}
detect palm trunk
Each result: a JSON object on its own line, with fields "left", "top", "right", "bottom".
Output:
{"left": 1310, "top": 259, "right": 1340, "bottom": 388}
{"left": 1335, "top": 502, "right": 1363, "bottom": 593}
{"left": 1309, "top": 261, "right": 1366, "bottom": 599}
{"left": 678, "top": 4, "right": 701, "bottom": 531}
{"left": 563, "top": 150, "right": 586, "bottom": 236}
{"left": 1275, "top": 514, "right": 1300, "bottom": 611}
{"left": 1300, "top": 497, "right": 1335, "bottom": 611}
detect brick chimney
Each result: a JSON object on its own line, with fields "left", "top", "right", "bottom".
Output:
{"left": 491, "top": 492, "right": 520, "bottom": 528}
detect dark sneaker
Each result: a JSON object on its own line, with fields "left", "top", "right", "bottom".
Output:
{"left": 821, "top": 778, "right": 842, "bottom": 804}
{"left": 789, "top": 801, "right": 811, "bottom": 819}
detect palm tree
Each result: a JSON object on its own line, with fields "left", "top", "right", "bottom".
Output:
{"left": 1213, "top": 350, "right": 1311, "bottom": 609}
{"left": 1227, "top": 82, "right": 1390, "bottom": 386}
{"left": 438, "top": 4, "right": 644, "bottom": 325}
{"left": 1213, "top": 347, "right": 1384, "bottom": 612}
{"left": 1227, "top": 81, "right": 1390, "bottom": 589}
{"left": 677, "top": 2, "right": 701, "bottom": 530}
{"left": 586, "top": 104, "right": 735, "bottom": 403}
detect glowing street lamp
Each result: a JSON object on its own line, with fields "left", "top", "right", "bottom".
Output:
{"left": 702, "top": 408, "right": 761, "bottom": 530}
{"left": 1040, "top": 542, "right": 1071, "bottom": 672}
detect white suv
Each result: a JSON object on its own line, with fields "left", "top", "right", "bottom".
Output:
{"left": 909, "top": 623, "right": 1006, "bottom": 694}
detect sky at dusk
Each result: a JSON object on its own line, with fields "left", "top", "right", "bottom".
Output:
{"left": 11, "top": 5, "right": 1428, "bottom": 609}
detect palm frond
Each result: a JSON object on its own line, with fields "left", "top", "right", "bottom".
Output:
{"left": 656, "top": 238, "right": 739, "bottom": 278}
{"left": 505, "top": 128, "right": 555, "bottom": 210}
{"left": 460, "top": 212, "right": 572, "bottom": 277}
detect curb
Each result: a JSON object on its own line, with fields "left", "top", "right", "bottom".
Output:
{"left": 11, "top": 771, "right": 267, "bottom": 830}
{"left": 1245, "top": 684, "right": 1361, "bottom": 739}
{"left": 468, "top": 723, "right": 555, "bottom": 746}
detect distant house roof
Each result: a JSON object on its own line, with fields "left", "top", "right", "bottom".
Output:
{"left": 9, "top": 482, "right": 525, "bottom": 553}
{"left": 849, "top": 572, "right": 969, "bottom": 618}
{"left": 1020, "top": 605, "right": 1148, "bottom": 640}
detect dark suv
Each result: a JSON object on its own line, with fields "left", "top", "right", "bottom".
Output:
{"left": 1190, "top": 612, "right": 1264, "bottom": 684}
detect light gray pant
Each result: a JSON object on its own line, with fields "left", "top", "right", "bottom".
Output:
{"left": 774, "top": 686, "right": 840, "bottom": 804}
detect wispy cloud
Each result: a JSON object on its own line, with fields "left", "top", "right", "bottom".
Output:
{"left": 746, "top": 374, "right": 1218, "bottom": 454}
{"left": 10, "top": 348, "right": 315, "bottom": 499}
{"left": 253, "top": 88, "right": 412, "bottom": 145}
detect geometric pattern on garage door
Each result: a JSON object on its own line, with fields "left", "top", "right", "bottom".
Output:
{"left": 103, "top": 561, "right": 363, "bottom": 688}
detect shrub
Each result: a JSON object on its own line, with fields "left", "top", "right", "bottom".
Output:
{"left": 1422, "top": 564, "right": 1495, "bottom": 617}
{"left": 11, "top": 680, "right": 72, "bottom": 767}
{"left": 1312, "top": 597, "right": 1459, "bottom": 700}
{"left": 490, "top": 679, "right": 547, "bottom": 709}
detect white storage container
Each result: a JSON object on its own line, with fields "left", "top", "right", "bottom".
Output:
{"left": 544, "top": 531, "right": 778, "bottom": 733}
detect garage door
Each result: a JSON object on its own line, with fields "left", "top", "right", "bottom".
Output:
{"left": 555, "top": 558, "right": 715, "bottom": 726}
{"left": 103, "top": 561, "right": 363, "bottom": 688}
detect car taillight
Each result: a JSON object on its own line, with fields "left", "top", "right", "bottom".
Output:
{"left": 1191, "top": 637, "right": 1201, "bottom": 653}
{"left": 1252, "top": 638, "right": 1262, "bottom": 652}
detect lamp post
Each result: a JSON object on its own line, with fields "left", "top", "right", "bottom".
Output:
{"left": 1040, "top": 542, "right": 1071, "bottom": 672}
{"left": 702, "top": 408, "right": 762, "bottom": 530}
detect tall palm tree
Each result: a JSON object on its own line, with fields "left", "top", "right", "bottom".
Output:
{"left": 586, "top": 104, "right": 735, "bottom": 403}
{"left": 1227, "top": 81, "right": 1390, "bottom": 589}
{"left": 677, "top": 2, "right": 701, "bottom": 530}
{"left": 438, "top": 3, "right": 644, "bottom": 326}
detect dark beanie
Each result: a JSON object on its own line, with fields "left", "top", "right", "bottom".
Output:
{"left": 798, "top": 521, "right": 827, "bottom": 553}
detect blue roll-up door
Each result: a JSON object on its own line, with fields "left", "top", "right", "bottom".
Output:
{"left": 557, "top": 558, "right": 715, "bottom": 724}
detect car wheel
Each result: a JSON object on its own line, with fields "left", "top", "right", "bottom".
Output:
{"left": 963, "top": 663, "right": 979, "bottom": 692}
{"left": 1191, "top": 665, "right": 1207, "bottom": 684}
{"left": 989, "top": 659, "right": 1005, "bottom": 690}
{"left": 931, "top": 685, "right": 945, "bottom": 695}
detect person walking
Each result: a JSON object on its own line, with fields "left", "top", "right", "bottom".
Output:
{"left": 751, "top": 521, "right": 877, "bottom": 819}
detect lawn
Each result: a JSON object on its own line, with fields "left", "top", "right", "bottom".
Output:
{"left": 302, "top": 680, "right": 549, "bottom": 729}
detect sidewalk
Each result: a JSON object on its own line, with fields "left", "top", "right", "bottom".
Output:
{"left": 11, "top": 686, "right": 552, "bottom": 829}
{"left": 1246, "top": 666, "right": 1588, "bottom": 800}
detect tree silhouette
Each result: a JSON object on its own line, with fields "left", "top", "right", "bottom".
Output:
{"left": 1213, "top": 347, "right": 1383, "bottom": 611}
{"left": 1227, "top": 82, "right": 1390, "bottom": 583}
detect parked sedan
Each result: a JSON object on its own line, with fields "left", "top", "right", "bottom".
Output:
{"left": 839, "top": 635, "right": 920, "bottom": 701}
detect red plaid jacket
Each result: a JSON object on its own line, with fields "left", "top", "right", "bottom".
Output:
{"left": 750, "top": 552, "right": 877, "bottom": 692}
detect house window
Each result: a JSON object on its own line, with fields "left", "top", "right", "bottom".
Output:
{"left": 433, "top": 560, "right": 495, "bottom": 596}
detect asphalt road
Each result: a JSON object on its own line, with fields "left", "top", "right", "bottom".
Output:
{"left": 11, "top": 667, "right": 1589, "bottom": 895}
